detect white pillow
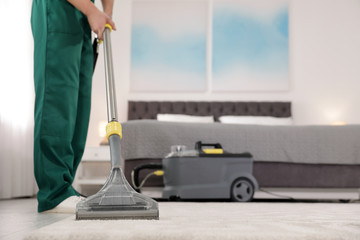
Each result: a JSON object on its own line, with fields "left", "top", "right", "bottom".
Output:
{"left": 157, "top": 114, "right": 214, "bottom": 123}
{"left": 219, "top": 116, "right": 293, "bottom": 125}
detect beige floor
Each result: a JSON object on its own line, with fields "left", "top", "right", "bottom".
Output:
{"left": 24, "top": 201, "right": 360, "bottom": 240}
{"left": 1, "top": 197, "right": 359, "bottom": 240}
{"left": 0, "top": 198, "right": 70, "bottom": 240}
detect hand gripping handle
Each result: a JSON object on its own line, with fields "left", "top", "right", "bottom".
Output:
{"left": 98, "top": 24, "right": 112, "bottom": 44}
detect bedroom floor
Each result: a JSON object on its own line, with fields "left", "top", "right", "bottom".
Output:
{"left": 0, "top": 197, "right": 69, "bottom": 240}
{"left": 1, "top": 197, "right": 359, "bottom": 240}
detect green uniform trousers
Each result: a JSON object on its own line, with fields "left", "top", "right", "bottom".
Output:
{"left": 31, "top": 0, "right": 94, "bottom": 212}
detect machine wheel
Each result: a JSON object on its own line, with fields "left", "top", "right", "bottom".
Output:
{"left": 231, "top": 178, "right": 254, "bottom": 202}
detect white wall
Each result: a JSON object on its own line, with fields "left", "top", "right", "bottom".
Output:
{"left": 87, "top": 0, "right": 360, "bottom": 146}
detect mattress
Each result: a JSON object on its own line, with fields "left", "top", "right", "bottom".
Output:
{"left": 121, "top": 120, "right": 360, "bottom": 165}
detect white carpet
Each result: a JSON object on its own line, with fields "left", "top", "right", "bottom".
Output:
{"left": 25, "top": 202, "right": 360, "bottom": 240}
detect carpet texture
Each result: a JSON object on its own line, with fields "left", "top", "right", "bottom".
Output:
{"left": 25, "top": 202, "right": 360, "bottom": 240}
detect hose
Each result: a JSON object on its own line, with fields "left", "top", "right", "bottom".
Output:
{"left": 131, "top": 163, "right": 163, "bottom": 191}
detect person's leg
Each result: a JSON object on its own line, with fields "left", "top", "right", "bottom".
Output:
{"left": 71, "top": 19, "right": 93, "bottom": 177}
{"left": 31, "top": 0, "right": 85, "bottom": 212}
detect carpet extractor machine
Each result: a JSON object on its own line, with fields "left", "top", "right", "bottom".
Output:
{"left": 76, "top": 24, "right": 159, "bottom": 220}
{"left": 132, "top": 142, "right": 258, "bottom": 202}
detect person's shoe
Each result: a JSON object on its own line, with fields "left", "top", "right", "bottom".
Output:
{"left": 44, "top": 196, "right": 85, "bottom": 214}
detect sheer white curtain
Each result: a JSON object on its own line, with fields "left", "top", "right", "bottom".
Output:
{"left": 0, "top": 0, "right": 37, "bottom": 199}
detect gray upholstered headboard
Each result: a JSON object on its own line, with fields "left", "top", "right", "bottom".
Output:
{"left": 128, "top": 101, "right": 291, "bottom": 121}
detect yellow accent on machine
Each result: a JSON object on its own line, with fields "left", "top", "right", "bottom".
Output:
{"left": 153, "top": 170, "right": 164, "bottom": 176}
{"left": 202, "top": 148, "right": 224, "bottom": 154}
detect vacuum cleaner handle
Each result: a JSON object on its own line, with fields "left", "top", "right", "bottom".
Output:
{"left": 102, "top": 24, "right": 122, "bottom": 168}
{"left": 195, "top": 141, "right": 223, "bottom": 151}
{"left": 76, "top": 24, "right": 160, "bottom": 221}
{"left": 102, "top": 24, "right": 118, "bottom": 123}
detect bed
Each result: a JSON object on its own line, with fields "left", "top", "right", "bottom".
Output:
{"left": 120, "top": 101, "right": 360, "bottom": 198}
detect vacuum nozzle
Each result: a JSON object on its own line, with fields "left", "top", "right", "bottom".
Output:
{"left": 76, "top": 166, "right": 159, "bottom": 220}
{"left": 76, "top": 135, "right": 159, "bottom": 220}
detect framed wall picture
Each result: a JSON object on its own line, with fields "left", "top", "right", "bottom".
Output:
{"left": 212, "top": 0, "right": 289, "bottom": 92}
{"left": 130, "top": 1, "right": 208, "bottom": 92}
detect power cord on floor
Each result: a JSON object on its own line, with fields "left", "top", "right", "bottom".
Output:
{"left": 258, "top": 188, "right": 295, "bottom": 200}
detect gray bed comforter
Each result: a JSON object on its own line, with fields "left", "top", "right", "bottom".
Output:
{"left": 120, "top": 120, "right": 360, "bottom": 165}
